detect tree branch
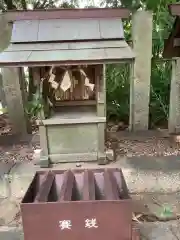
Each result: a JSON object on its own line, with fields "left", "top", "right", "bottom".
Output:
{"left": 40, "top": 0, "right": 49, "bottom": 8}
{"left": 34, "top": 0, "right": 51, "bottom": 9}
{"left": 33, "top": 0, "right": 41, "bottom": 9}
{"left": 21, "top": 0, "right": 27, "bottom": 9}
{"left": 0, "top": 0, "right": 5, "bottom": 11}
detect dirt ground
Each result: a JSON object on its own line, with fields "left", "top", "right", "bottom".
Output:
{"left": 0, "top": 114, "right": 40, "bottom": 164}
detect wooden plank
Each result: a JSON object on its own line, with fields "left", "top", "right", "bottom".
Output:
{"left": 104, "top": 169, "right": 119, "bottom": 200}
{"left": 4, "top": 8, "right": 131, "bottom": 21}
{"left": 96, "top": 64, "right": 106, "bottom": 164}
{"left": 83, "top": 170, "right": 96, "bottom": 200}
{"left": 69, "top": 41, "right": 128, "bottom": 50}
{"left": 59, "top": 170, "right": 74, "bottom": 201}
{"left": 11, "top": 20, "right": 39, "bottom": 43}
{"left": 6, "top": 41, "right": 128, "bottom": 52}
{"left": 54, "top": 100, "right": 96, "bottom": 107}
{"left": 168, "top": 59, "right": 180, "bottom": 134}
{"left": 36, "top": 116, "right": 106, "bottom": 125}
{"left": 37, "top": 19, "right": 100, "bottom": 42}
{"left": 0, "top": 41, "right": 134, "bottom": 66}
{"left": 6, "top": 43, "right": 69, "bottom": 51}
{"left": 10, "top": 17, "right": 126, "bottom": 43}
{"left": 39, "top": 125, "right": 48, "bottom": 157}
{"left": 99, "top": 18, "right": 124, "bottom": 39}
{"left": 105, "top": 47, "right": 135, "bottom": 60}
{"left": 32, "top": 67, "right": 41, "bottom": 87}
{"left": 129, "top": 62, "right": 135, "bottom": 131}
{"left": 28, "top": 48, "right": 106, "bottom": 62}
{"left": 0, "top": 50, "right": 31, "bottom": 63}
{"left": 3, "top": 47, "right": 133, "bottom": 63}
{"left": 34, "top": 171, "right": 55, "bottom": 202}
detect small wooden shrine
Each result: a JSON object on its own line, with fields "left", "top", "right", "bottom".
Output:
{"left": 163, "top": 3, "right": 180, "bottom": 58}
{"left": 0, "top": 8, "right": 134, "bottom": 167}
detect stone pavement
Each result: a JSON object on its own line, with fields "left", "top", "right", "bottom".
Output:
{"left": 0, "top": 227, "right": 23, "bottom": 240}
{"left": 1, "top": 155, "right": 180, "bottom": 239}
{"left": 1, "top": 222, "right": 180, "bottom": 240}
{"left": 0, "top": 162, "right": 15, "bottom": 199}
{"left": 139, "top": 221, "right": 180, "bottom": 239}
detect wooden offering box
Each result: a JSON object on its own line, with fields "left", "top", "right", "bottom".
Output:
{"left": 20, "top": 168, "right": 139, "bottom": 240}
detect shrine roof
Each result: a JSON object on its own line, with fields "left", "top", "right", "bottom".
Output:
{"left": 0, "top": 8, "right": 134, "bottom": 66}
{"left": 11, "top": 17, "right": 125, "bottom": 43}
{"left": 169, "top": 3, "right": 180, "bottom": 16}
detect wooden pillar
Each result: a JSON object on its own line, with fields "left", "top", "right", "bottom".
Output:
{"left": 96, "top": 64, "right": 107, "bottom": 164}
{"left": 130, "top": 10, "right": 153, "bottom": 131}
{"left": 2, "top": 67, "right": 28, "bottom": 135}
{"left": 0, "top": 73, "right": 6, "bottom": 108}
{"left": 129, "top": 61, "right": 135, "bottom": 131}
{"left": 39, "top": 125, "right": 49, "bottom": 168}
{"left": 168, "top": 58, "right": 180, "bottom": 134}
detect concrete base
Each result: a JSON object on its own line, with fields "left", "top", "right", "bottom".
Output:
{"left": 49, "top": 152, "right": 98, "bottom": 163}
{"left": 38, "top": 109, "right": 107, "bottom": 167}
{"left": 34, "top": 149, "right": 112, "bottom": 167}
{"left": 39, "top": 156, "right": 50, "bottom": 168}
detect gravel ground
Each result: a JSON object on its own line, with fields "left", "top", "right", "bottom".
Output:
{"left": 1, "top": 115, "right": 180, "bottom": 164}
{"left": 107, "top": 123, "right": 180, "bottom": 158}
{"left": 2, "top": 135, "right": 180, "bottom": 164}
{"left": 0, "top": 144, "right": 37, "bottom": 163}
{"left": 117, "top": 137, "right": 180, "bottom": 157}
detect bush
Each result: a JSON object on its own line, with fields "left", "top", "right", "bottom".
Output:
{"left": 106, "top": 60, "right": 171, "bottom": 128}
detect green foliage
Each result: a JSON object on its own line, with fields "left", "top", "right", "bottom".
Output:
{"left": 157, "top": 204, "right": 174, "bottom": 218}
{"left": 0, "top": 0, "right": 78, "bottom": 10}
{"left": 0, "top": 106, "right": 7, "bottom": 114}
{"left": 106, "top": 63, "right": 130, "bottom": 123}
{"left": 149, "top": 60, "right": 171, "bottom": 127}
{"left": 0, "top": 0, "right": 58, "bottom": 10}
{"left": 105, "top": 0, "right": 176, "bottom": 127}
{"left": 25, "top": 91, "right": 43, "bottom": 117}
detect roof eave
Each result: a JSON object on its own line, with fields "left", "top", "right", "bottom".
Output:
{"left": 0, "top": 58, "right": 135, "bottom": 68}
{"left": 0, "top": 40, "right": 135, "bottom": 66}
{"left": 3, "top": 8, "right": 131, "bottom": 22}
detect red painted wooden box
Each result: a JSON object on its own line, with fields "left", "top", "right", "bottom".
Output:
{"left": 20, "top": 168, "right": 139, "bottom": 240}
